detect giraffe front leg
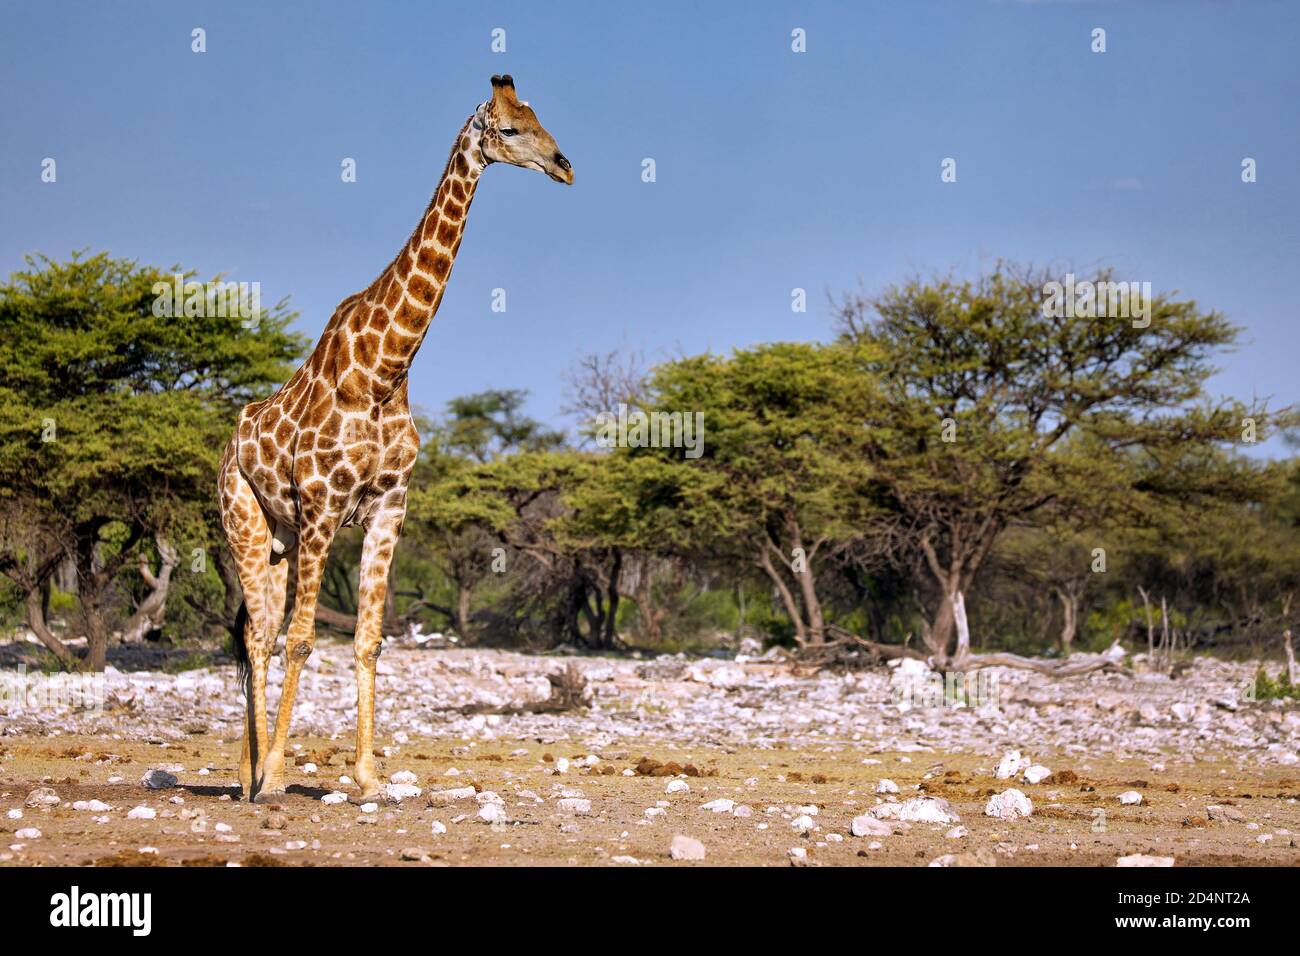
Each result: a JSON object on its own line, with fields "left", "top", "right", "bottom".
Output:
{"left": 256, "top": 534, "right": 329, "bottom": 803}
{"left": 351, "top": 508, "right": 403, "bottom": 804}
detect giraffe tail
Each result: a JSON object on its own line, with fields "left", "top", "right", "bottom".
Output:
{"left": 230, "top": 601, "right": 250, "bottom": 682}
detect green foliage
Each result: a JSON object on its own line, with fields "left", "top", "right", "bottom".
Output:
{"left": 1252, "top": 667, "right": 1300, "bottom": 701}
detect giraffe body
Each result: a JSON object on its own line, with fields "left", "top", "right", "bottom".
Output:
{"left": 218, "top": 76, "right": 571, "bottom": 802}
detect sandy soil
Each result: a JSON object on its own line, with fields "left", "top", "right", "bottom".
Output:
{"left": 3, "top": 732, "right": 1298, "bottom": 867}
{"left": 3, "top": 638, "right": 1298, "bottom": 866}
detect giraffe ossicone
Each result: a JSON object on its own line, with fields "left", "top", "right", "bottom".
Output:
{"left": 217, "top": 75, "right": 573, "bottom": 803}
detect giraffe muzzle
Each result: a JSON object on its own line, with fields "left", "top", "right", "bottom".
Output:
{"left": 549, "top": 152, "right": 574, "bottom": 185}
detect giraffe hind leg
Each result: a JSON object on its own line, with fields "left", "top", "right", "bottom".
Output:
{"left": 218, "top": 452, "right": 276, "bottom": 800}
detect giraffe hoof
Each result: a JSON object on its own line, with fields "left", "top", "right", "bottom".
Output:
{"left": 251, "top": 788, "right": 286, "bottom": 804}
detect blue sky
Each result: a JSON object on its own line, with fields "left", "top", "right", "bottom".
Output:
{"left": 3, "top": 1, "right": 1297, "bottom": 446}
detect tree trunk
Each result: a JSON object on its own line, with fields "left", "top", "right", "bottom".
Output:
{"left": 120, "top": 537, "right": 179, "bottom": 643}
{"left": 455, "top": 582, "right": 474, "bottom": 644}
{"left": 25, "top": 586, "right": 81, "bottom": 670}
{"left": 758, "top": 545, "right": 807, "bottom": 645}
{"left": 1054, "top": 585, "right": 1078, "bottom": 655}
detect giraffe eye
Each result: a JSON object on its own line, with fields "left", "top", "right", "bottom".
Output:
{"left": 500, "top": 128, "right": 518, "bottom": 137}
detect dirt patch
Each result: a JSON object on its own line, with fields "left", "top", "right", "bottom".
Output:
{"left": 2, "top": 734, "right": 1298, "bottom": 867}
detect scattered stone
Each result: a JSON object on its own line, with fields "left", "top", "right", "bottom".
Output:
{"left": 984, "top": 789, "right": 1033, "bottom": 821}
{"left": 929, "top": 850, "right": 996, "bottom": 867}
{"left": 788, "top": 847, "right": 811, "bottom": 866}
{"left": 25, "top": 788, "right": 59, "bottom": 808}
{"left": 427, "top": 787, "right": 477, "bottom": 806}
{"left": 321, "top": 792, "right": 348, "bottom": 805}
{"left": 611, "top": 855, "right": 640, "bottom": 865}
{"left": 876, "top": 778, "right": 900, "bottom": 794}
{"left": 384, "top": 783, "right": 422, "bottom": 803}
{"left": 15, "top": 827, "right": 41, "bottom": 840}
{"left": 792, "top": 814, "right": 816, "bottom": 834}
{"left": 390, "top": 770, "right": 418, "bottom": 786}
{"left": 1207, "top": 805, "right": 1245, "bottom": 823}
{"left": 1022, "top": 765, "right": 1052, "bottom": 785}
{"left": 557, "top": 798, "right": 591, "bottom": 815}
{"left": 872, "top": 796, "right": 960, "bottom": 824}
{"left": 1116, "top": 854, "right": 1175, "bottom": 867}
{"left": 701, "top": 798, "right": 735, "bottom": 813}
{"left": 400, "top": 847, "right": 430, "bottom": 862}
{"left": 72, "top": 800, "right": 112, "bottom": 812}
{"left": 478, "top": 803, "right": 507, "bottom": 824}
{"left": 1118, "top": 791, "right": 1143, "bottom": 806}
{"left": 142, "top": 769, "right": 178, "bottom": 790}
{"left": 851, "top": 814, "right": 892, "bottom": 837}
{"left": 263, "top": 813, "right": 288, "bottom": 830}
{"left": 127, "top": 806, "right": 157, "bottom": 820}
{"left": 945, "top": 826, "right": 969, "bottom": 839}
{"left": 669, "top": 834, "right": 706, "bottom": 861}
{"left": 431, "top": 821, "right": 447, "bottom": 835}
{"left": 666, "top": 779, "right": 690, "bottom": 794}
{"left": 995, "top": 750, "right": 1027, "bottom": 780}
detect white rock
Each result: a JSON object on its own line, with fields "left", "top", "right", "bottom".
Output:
{"left": 1118, "top": 791, "right": 1143, "bottom": 805}
{"left": 984, "top": 789, "right": 1033, "bottom": 820}
{"left": 25, "top": 788, "right": 59, "bottom": 808}
{"left": 5, "top": 810, "right": 21, "bottom": 820}
{"left": 851, "top": 814, "right": 892, "bottom": 837}
{"left": 557, "top": 798, "right": 591, "bottom": 815}
{"left": 384, "top": 783, "right": 422, "bottom": 803}
{"left": 945, "top": 826, "right": 969, "bottom": 839}
{"left": 701, "top": 798, "right": 735, "bottom": 813}
{"left": 427, "top": 786, "right": 477, "bottom": 806}
{"left": 430, "top": 820, "right": 447, "bottom": 834}
{"left": 733, "top": 804, "right": 753, "bottom": 818}
{"left": 872, "top": 796, "right": 960, "bottom": 824}
{"left": 611, "top": 855, "right": 640, "bottom": 865}
{"left": 995, "top": 750, "right": 1027, "bottom": 780}
{"left": 788, "top": 847, "right": 809, "bottom": 865}
{"left": 15, "top": 827, "right": 40, "bottom": 840}
{"left": 1022, "top": 765, "right": 1052, "bottom": 785}
{"left": 666, "top": 779, "right": 689, "bottom": 794}
{"left": 142, "top": 769, "right": 178, "bottom": 790}
{"left": 303, "top": 763, "right": 318, "bottom": 775}
{"left": 72, "top": 800, "right": 112, "bottom": 812}
{"left": 555, "top": 758, "right": 570, "bottom": 774}
{"left": 669, "top": 834, "right": 706, "bottom": 861}
{"left": 876, "top": 778, "right": 900, "bottom": 794}
{"left": 645, "top": 807, "right": 666, "bottom": 820}
{"left": 127, "top": 806, "right": 157, "bottom": 820}
{"left": 478, "top": 803, "right": 507, "bottom": 824}
{"left": 390, "top": 770, "right": 418, "bottom": 786}
{"left": 792, "top": 814, "right": 816, "bottom": 834}
{"left": 1116, "top": 854, "right": 1175, "bottom": 867}
{"left": 321, "top": 792, "right": 348, "bottom": 805}
{"left": 475, "top": 790, "right": 504, "bottom": 806}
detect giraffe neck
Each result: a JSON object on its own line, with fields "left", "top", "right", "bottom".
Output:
{"left": 352, "top": 108, "right": 489, "bottom": 394}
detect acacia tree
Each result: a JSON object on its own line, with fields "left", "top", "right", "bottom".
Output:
{"left": 0, "top": 252, "right": 303, "bottom": 669}
{"left": 644, "top": 343, "right": 881, "bottom": 647}
{"left": 836, "top": 264, "right": 1286, "bottom": 661}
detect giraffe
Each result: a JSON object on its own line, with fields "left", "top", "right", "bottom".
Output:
{"left": 218, "top": 75, "right": 572, "bottom": 803}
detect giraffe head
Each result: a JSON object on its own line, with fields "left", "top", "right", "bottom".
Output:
{"left": 478, "top": 75, "right": 574, "bottom": 185}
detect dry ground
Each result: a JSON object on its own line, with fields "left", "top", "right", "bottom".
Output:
{"left": 3, "top": 732, "right": 1298, "bottom": 866}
